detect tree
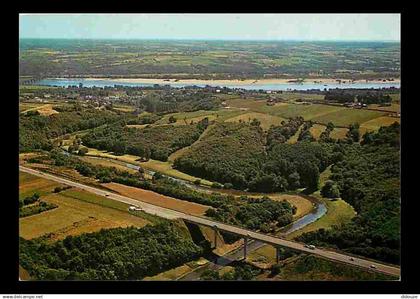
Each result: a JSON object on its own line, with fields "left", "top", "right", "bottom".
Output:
{"left": 77, "top": 147, "right": 88, "bottom": 156}
{"left": 321, "top": 180, "right": 341, "bottom": 199}
{"left": 271, "top": 264, "right": 281, "bottom": 276}
{"left": 168, "top": 116, "right": 177, "bottom": 124}
{"left": 346, "top": 123, "right": 360, "bottom": 143}
{"left": 250, "top": 118, "right": 261, "bottom": 127}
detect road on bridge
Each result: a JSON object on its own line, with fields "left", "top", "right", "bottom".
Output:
{"left": 19, "top": 165, "right": 400, "bottom": 278}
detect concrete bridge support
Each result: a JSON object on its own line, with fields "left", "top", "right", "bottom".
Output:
{"left": 276, "top": 247, "right": 281, "bottom": 264}
{"left": 243, "top": 236, "right": 248, "bottom": 260}
{"left": 213, "top": 226, "right": 218, "bottom": 249}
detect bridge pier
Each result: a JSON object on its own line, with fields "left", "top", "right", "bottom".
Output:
{"left": 276, "top": 247, "right": 281, "bottom": 264}
{"left": 243, "top": 236, "right": 248, "bottom": 260}
{"left": 213, "top": 226, "right": 218, "bottom": 249}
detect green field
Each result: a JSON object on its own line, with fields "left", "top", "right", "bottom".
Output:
{"left": 225, "top": 112, "right": 286, "bottom": 130}
{"left": 19, "top": 172, "right": 152, "bottom": 240}
{"left": 311, "top": 108, "right": 386, "bottom": 127}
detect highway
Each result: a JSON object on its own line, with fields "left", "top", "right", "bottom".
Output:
{"left": 19, "top": 165, "right": 400, "bottom": 278}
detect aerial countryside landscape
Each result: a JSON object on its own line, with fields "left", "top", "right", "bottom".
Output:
{"left": 18, "top": 14, "right": 401, "bottom": 282}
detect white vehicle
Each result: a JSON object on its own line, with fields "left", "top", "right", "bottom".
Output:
{"left": 128, "top": 206, "right": 142, "bottom": 212}
{"left": 370, "top": 265, "right": 377, "bottom": 269}
{"left": 307, "top": 245, "right": 316, "bottom": 250}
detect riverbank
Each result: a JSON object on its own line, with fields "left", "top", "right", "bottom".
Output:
{"left": 80, "top": 77, "right": 400, "bottom": 86}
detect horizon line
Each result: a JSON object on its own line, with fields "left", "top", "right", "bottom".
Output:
{"left": 19, "top": 37, "right": 401, "bottom": 42}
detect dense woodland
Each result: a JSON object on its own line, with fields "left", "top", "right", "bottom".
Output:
{"left": 81, "top": 118, "right": 209, "bottom": 161}
{"left": 19, "top": 223, "right": 204, "bottom": 280}
{"left": 325, "top": 89, "right": 393, "bottom": 104}
{"left": 174, "top": 122, "right": 267, "bottom": 190}
{"left": 174, "top": 121, "right": 333, "bottom": 192}
{"left": 298, "top": 123, "right": 400, "bottom": 264}
{"left": 20, "top": 106, "right": 125, "bottom": 152}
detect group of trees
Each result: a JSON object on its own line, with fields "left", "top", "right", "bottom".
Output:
{"left": 266, "top": 117, "right": 305, "bottom": 146}
{"left": 81, "top": 118, "right": 209, "bottom": 161}
{"left": 319, "top": 122, "right": 335, "bottom": 143}
{"left": 200, "top": 264, "right": 261, "bottom": 281}
{"left": 19, "top": 192, "right": 57, "bottom": 218}
{"left": 298, "top": 121, "right": 315, "bottom": 142}
{"left": 173, "top": 122, "right": 267, "bottom": 190}
{"left": 324, "top": 89, "right": 393, "bottom": 104}
{"left": 206, "top": 196, "right": 295, "bottom": 232}
{"left": 174, "top": 121, "right": 333, "bottom": 193}
{"left": 298, "top": 123, "right": 400, "bottom": 264}
{"left": 138, "top": 90, "right": 221, "bottom": 114}
{"left": 20, "top": 106, "right": 125, "bottom": 152}
{"left": 19, "top": 223, "right": 204, "bottom": 280}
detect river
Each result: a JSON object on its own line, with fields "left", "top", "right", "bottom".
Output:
{"left": 37, "top": 78, "right": 400, "bottom": 91}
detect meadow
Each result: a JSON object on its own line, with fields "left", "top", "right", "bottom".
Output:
{"left": 19, "top": 172, "right": 151, "bottom": 240}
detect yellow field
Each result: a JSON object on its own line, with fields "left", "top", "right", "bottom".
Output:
{"left": 21, "top": 104, "right": 59, "bottom": 116}
{"left": 19, "top": 187, "right": 150, "bottom": 240}
{"left": 360, "top": 116, "right": 400, "bottom": 132}
{"left": 126, "top": 124, "right": 149, "bottom": 129}
{"left": 103, "top": 182, "right": 210, "bottom": 216}
{"left": 19, "top": 265, "right": 31, "bottom": 280}
{"left": 112, "top": 105, "right": 136, "bottom": 112}
{"left": 368, "top": 103, "right": 400, "bottom": 113}
{"left": 309, "top": 124, "right": 327, "bottom": 140}
{"left": 330, "top": 127, "right": 349, "bottom": 140}
{"left": 287, "top": 124, "right": 303, "bottom": 144}
{"left": 225, "top": 98, "right": 267, "bottom": 110}
{"left": 225, "top": 112, "right": 286, "bottom": 130}
{"left": 19, "top": 171, "right": 64, "bottom": 200}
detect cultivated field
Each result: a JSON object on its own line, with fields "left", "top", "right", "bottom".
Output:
{"left": 103, "top": 182, "right": 211, "bottom": 216}
{"left": 330, "top": 127, "right": 349, "bottom": 140}
{"left": 311, "top": 108, "right": 386, "bottom": 127}
{"left": 309, "top": 124, "right": 327, "bottom": 140}
{"left": 360, "top": 116, "right": 400, "bottom": 133}
{"left": 225, "top": 112, "right": 286, "bottom": 130}
{"left": 19, "top": 173, "right": 151, "bottom": 240}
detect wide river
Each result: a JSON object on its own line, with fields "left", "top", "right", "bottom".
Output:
{"left": 37, "top": 78, "right": 400, "bottom": 91}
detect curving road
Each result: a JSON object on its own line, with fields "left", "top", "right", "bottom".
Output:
{"left": 19, "top": 165, "right": 400, "bottom": 278}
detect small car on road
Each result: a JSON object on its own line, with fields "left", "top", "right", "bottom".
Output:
{"left": 370, "top": 265, "right": 377, "bottom": 269}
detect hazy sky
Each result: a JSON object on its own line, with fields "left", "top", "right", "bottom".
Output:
{"left": 19, "top": 14, "right": 400, "bottom": 41}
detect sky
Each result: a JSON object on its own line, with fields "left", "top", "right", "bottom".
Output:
{"left": 19, "top": 14, "right": 400, "bottom": 41}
